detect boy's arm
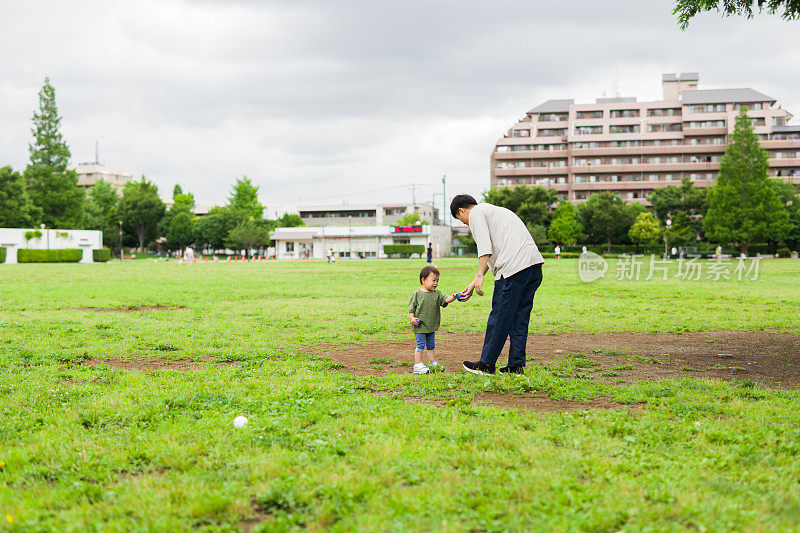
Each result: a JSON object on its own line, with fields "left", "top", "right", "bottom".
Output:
{"left": 444, "top": 293, "right": 456, "bottom": 304}
{"left": 407, "top": 294, "right": 420, "bottom": 324}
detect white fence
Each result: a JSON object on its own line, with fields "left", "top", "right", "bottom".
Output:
{"left": 0, "top": 228, "right": 103, "bottom": 264}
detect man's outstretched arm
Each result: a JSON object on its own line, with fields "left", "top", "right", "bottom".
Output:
{"left": 461, "top": 254, "right": 490, "bottom": 301}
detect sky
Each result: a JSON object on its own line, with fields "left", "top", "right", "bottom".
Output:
{"left": 1, "top": 0, "right": 798, "bottom": 218}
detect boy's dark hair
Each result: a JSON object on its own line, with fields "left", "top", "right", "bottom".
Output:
{"left": 450, "top": 194, "right": 478, "bottom": 218}
{"left": 419, "top": 265, "right": 439, "bottom": 283}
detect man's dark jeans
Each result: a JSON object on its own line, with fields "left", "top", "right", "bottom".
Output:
{"left": 480, "top": 263, "right": 543, "bottom": 368}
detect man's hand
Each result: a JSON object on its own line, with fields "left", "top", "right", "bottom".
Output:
{"left": 461, "top": 274, "right": 485, "bottom": 301}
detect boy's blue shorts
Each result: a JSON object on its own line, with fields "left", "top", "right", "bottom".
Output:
{"left": 414, "top": 332, "right": 435, "bottom": 351}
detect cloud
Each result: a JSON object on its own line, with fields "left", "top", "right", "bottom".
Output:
{"left": 0, "top": 0, "right": 798, "bottom": 213}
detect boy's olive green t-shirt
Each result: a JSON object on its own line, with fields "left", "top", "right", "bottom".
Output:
{"left": 407, "top": 289, "right": 449, "bottom": 333}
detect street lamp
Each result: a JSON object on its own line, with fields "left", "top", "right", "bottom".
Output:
{"left": 119, "top": 220, "right": 124, "bottom": 261}
{"left": 40, "top": 223, "right": 49, "bottom": 250}
{"left": 665, "top": 217, "right": 672, "bottom": 258}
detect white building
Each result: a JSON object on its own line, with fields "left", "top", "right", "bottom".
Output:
{"left": 298, "top": 203, "right": 440, "bottom": 227}
{"left": 270, "top": 224, "right": 452, "bottom": 260}
{"left": 0, "top": 228, "right": 103, "bottom": 264}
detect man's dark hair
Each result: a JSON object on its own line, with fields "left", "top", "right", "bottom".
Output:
{"left": 419, "top": 265, "right": 439, "bottom": 283}
{"left": 450, "top": 194, "right": 478, "bottom": 218}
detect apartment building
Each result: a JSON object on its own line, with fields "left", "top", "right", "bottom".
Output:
{"left": 491, "top": 73, "right": 800, "bottom": 203}
{"left": 298, "top": 203, "right": 439, "bottom": 226}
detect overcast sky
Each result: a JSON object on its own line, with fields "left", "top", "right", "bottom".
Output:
{"left": 1, "top": 0, "right": 798, "bottom": 217}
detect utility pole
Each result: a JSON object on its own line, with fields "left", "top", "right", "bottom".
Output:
{"left": 442, "top": 174, "right": 446, "bottom": 226}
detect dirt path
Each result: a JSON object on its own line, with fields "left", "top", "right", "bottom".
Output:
{"left": 310, "top": 330, "right": 800, "bottom": 388}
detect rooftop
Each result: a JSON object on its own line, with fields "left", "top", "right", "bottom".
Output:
{"left": 527, "top": 99, "right": 574, "bottom": 114}
{"left": 681, "top": 88, "right": 775, "bottom": 105}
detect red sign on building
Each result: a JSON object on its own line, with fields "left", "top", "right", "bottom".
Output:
{"left": 394, "top": 226, "right": 423, "bottom": 233}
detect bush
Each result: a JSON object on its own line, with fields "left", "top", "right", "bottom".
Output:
{"left": 24, "top": 230, "right": 42, "bottom": 241}
{"left": 18, "top": 249, "right": 82, "bottom": 263}
{"left": 383, "top": 244, "right": 425, "bottom": 257}
{"left": 93, "top": 248, "right": 111, "bottom": 262}
{"left": 777, "top": 247, "right": 791, "bottom": 258}
{"left": 0, "top": 247, "right": 5, "bottom": 264}
{"left": 541, "top": 252, "right": 581, "bottom": 259}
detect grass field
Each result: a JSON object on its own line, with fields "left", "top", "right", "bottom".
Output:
{"left": 1, "top": 258, "right": 800, "bottom": 532}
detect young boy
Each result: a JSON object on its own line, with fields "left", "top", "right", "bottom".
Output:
{"left": 407, "top": 265, "right": 458, "bottom": 374}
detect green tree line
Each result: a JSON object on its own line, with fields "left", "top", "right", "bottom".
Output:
{"left": 0, "top": 78, "right": 304, "bottom": 255}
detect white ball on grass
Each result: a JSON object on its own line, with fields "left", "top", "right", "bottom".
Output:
{"left": 233, "top": 415, "right": 248, "bottom": 429}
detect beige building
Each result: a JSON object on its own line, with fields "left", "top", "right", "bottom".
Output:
{"left": 491, "top": 73, "right": 800, "bottom": 204}
{"left": 71, "top": 163, "right": 133, "bottom": 193}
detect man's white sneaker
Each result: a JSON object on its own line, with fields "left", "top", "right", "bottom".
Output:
{"left": 413, "top": 363, "right": 430, "bottom": 375}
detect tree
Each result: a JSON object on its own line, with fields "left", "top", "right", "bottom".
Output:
{"left": 578, "top": 191, "right": 644, "bottom": 252}
{"left": 228, "top": 176, "right": 264, "bottom": 221}
{"left": 674, "top": 0, "right": 800, "bottom": 29}
{"left": 84, "top": 179, "right": 120, "bottom": 249}
{"left": 704, "top": 108, "right": 791, "bottom": 256}
{"left": 277, "top": 213, "right": 305, "bottom": 227}
{"left": 119, "top": 177, "right": 166, "bottom": 251}
{"left": 547, "top": 202, "right": 583, "bottom": 245}
{"left": 483, "top": 185, "right": 558, "bottom": 228}
{"left": 771, "top": 180, "right": 800, "bottom": 251}
{"left": 25, "top": 78, "right": 84, "bottom": 229}
{"left": 0, "top": 166, "right": 40, "bottom": 227}
{"left": 28, "top": 77, "right": 71, "bottom": 171}
{"left": 25, "top": 166, "right": 85, "bottom": 229}
{"left": 167, "top": 211, "right": 195, "bottom": 251}
{"left": 527, "top": 223, "right": 548, "bottom": 245}
{"left": 194, "top": 207, "right": 231, "bottom": 251}
{"left": 226, "top": 218, "right": 268, "bottom": 257}
{"left": 395, "top": 212, "right": 427, "bottom": 226}
{"left": 628, "top": 212, "right": 663, "bottom": 251}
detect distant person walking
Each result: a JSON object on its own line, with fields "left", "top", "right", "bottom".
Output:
{"left": 426, "top": 243, "right": 433, "bottom": 264}
{"left": 554, "top": 245, "right": 561, "bottom": 260}
{"left": 451, "top": 194, "right": 545, "bottom": 375}
{"left": 327, "top": 248, "right": 333, "bottom": 263}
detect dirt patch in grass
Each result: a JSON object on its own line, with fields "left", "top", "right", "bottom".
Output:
{"left": 311, "top": 330, "right": 800, "bottom": 388}
{"left": 373, "top": 390, "right": 639, "bottom": 412}
{"left": 71, "top": 305, "right": 186, "bottom": 312}
{"left": 85, "top": 357, "right": 218, "bottom": 371}
{"left": 477, "top": 392, "right": 641, "bottom": 412}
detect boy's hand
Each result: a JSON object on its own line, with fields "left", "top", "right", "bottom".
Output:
{"left": 411, "top": 317, "right": 421, "bottom": 326}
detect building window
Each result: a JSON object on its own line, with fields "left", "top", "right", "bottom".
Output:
{"left": 610, "top": 109, "right": 640, "bottom": 118}
{"left": 648, "top": 108, "right": 681, "bottom": 117}
{"left": 286, "top": 242, "right": 294, "bottom": 252}
{"left": 734, "top": 103, "right": 764, "bottom": 111}
{"left": 512, "top": 129, "right": 530, "bottom": 137}
{"left": 575, "top": 126, "right": 603, "bottom": 135}
{"left": 496, "top": 145, "right": 511, "bottom": 152}
{"left": 576, "top": 110, "right": 603, "bottom": 119}
{"left": 539, "top": 128, "right": 567, "bottom": 137}
{"left": 609, "top": 124, "right": 640, "bottom": 134}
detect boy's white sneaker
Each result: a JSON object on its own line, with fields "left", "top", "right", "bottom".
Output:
{"left": 413, "top": 363, "right": 430, "bottom": 375}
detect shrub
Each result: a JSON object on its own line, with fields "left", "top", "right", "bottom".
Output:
{"left": 541, "top": 252, "right": 581, "bottom": 259}
{"left": 0, "top": 247, "right": 5, "bottom": 263}
{"left": 93, "top": 248, "right": 111, "bottom": 262}
{"left": 777, "top": 247, "right": 791, "bottom": 258}
{"left": 18, "top": 249, "right": 82, "bottom": 263}
{"left": 383, "top": 244, "right": 425, "bottom": 257}
{"left": 24, "top": 230, "right": 42, "bottom": 241}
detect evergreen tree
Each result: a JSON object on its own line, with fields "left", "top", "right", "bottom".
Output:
{"left": 226, "top": 218, "right": 268, "bottom": 257}
{"left": 25, "top": 78, "right": 84, "bottom": 228}
{"left": 119, "top": 177, "right": 166, "bottom": 251}
{"left": 167, "top": 211, "right": 195, "bottom": 251}
{"left": 0, "top": 166, "right": 40, "bottom": 227}
{"left": 277, "top": 213, "right": 305, "bottom": 227}
{"left": 194, "top": 206, "right": 230, "bottom": 251}
{"left": 704, "top": 108, "right": 791, "bottom": 256}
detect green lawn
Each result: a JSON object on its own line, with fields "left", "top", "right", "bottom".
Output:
{"left": 1, "top": 258, "right": 799, "bottom": 531}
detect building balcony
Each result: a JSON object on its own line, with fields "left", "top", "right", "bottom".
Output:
{"left": 768, "top": 158, "right": 800, "bottom": 167}
{"left": 494, "top": 150, "right": 567, "bottom": 159}
{"left": 683, "top": 127, "right": 728, "bottom": 136}
{"left": 571, "top": 161, "right": 719, "bottom": 173}
{"left": 494, "top": 167, "right": 568, "bottom": 176}
{"left": 570, "top": 144, "right": 727, "bottom": 156}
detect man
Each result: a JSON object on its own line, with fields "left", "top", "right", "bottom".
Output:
{"left": 426, "top": 243, "right": 433, "bottom": 264}
{"left": 451, "top": 194, "right": 544, "bottom": 375}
